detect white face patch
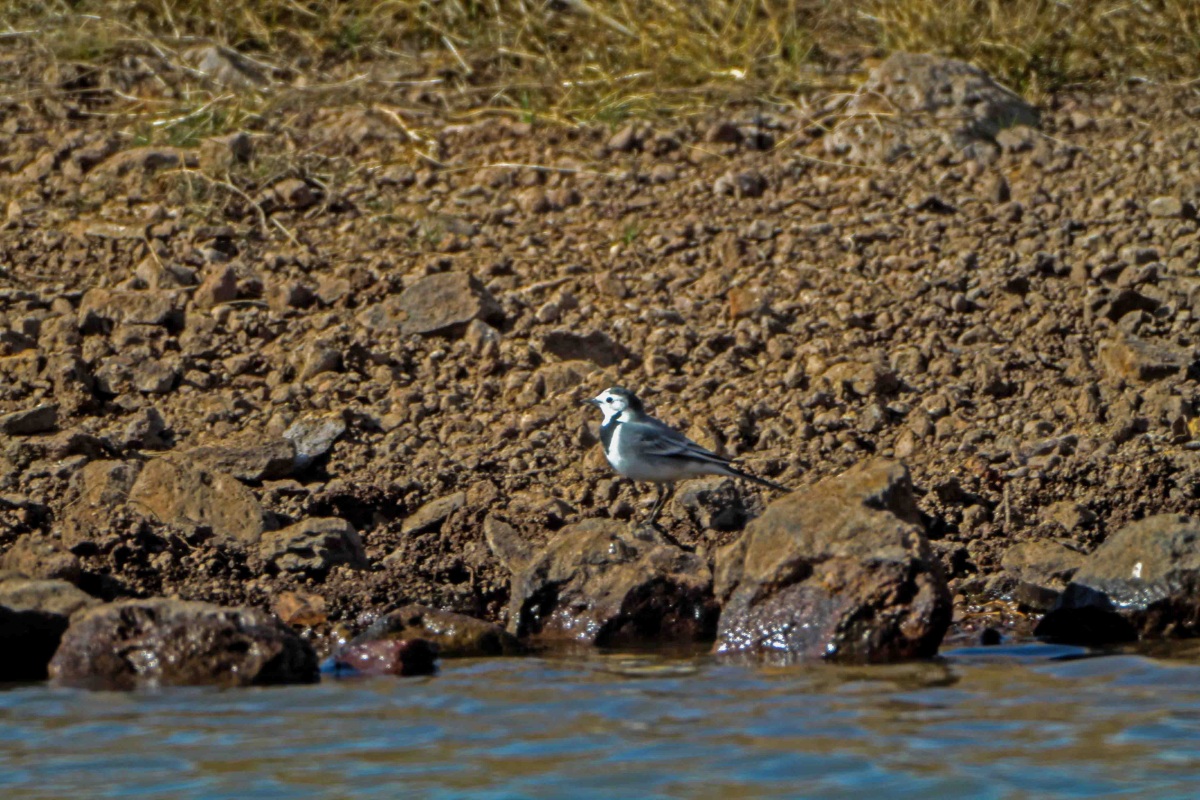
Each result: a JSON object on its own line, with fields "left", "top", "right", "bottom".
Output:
{"left": 593, "top": 390, "right": 628, "bottom": 424}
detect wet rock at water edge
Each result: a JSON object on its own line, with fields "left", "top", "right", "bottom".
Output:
{"left": 996, "top": 540, "right": 1086, "bottom": 611}
{"left": 500, "top": 518, "right": 718, "bottom": 646}
{"left": 324, "top": 639, "right": 438, "bottom": 677}
{"left": 714, "top": 460, "right": 950, "bottom": 663}
{"left": 48, "top": 598, "right": 319, "bottom": 689}
{"left": 353, "top": 605, "right": 522, "bottom": 658}
{"left": 1037, "top": 514, "right": 1200, "bottom": 645}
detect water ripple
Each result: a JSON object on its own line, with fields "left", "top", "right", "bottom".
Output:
{"left": 2, "top": 644, "right": 1200, "bottom": 798}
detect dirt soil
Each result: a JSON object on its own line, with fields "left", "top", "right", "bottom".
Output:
{"left": 4, "top": 45, "right": 1200, "bottom": 655}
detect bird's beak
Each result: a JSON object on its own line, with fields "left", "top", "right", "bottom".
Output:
{"left": 583, "top": 397, "right": 600, "bottom": 407}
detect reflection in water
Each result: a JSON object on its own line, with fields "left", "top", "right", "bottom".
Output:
{"left": 2, "top": 643, "right": 1200, "bottom": 799}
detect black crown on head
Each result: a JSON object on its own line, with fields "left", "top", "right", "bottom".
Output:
{"left": 607, "top": 386, "right": 644, "bottom": 414}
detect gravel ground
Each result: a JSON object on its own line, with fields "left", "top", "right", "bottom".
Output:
{"left": 4, "top": 46, "right": 1200, "bottom": 653}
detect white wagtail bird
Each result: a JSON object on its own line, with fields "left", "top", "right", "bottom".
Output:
{"left": 584, "top": 387, "right": 790, "bottom": 525}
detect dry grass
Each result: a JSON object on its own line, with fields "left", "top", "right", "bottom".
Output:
{"left": 863, "top": 0, "right": 1200, "bottom": 95}
{"left": 6, "top": 0, "right": 1200, "bottom": 137}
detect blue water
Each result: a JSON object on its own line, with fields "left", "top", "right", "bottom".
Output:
{"left": 3, "top": 643, "right": 1200, "bottom": 799}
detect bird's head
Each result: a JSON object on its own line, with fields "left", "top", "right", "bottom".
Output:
{"left": 584, "top": 387, "right": 644, "bottom": 424}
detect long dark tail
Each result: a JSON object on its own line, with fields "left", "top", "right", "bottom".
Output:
{"left": 725, "top": 465, "right": 791, "bottom": 493}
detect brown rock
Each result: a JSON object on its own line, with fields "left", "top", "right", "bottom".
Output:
{"left": 401, "top": 492, "right": 466, "bottom": 536}
{"left": 676, "top": 477, "right": 747, "bottom": 532}
{"left": 128, "top": 457, "right": 266, "bottom": 544}
{"left": 827, "top": 52, "right": 1039, "bottom": 163}
{"left": 78, "top": 288, "right": 182, "bottom": 330}
{"left": 728, "top": 286, "right": 771, "bottom": 320}
{"left": 300, "top": 344, "right": 342, "bottom": 379}
{"left": 199, "top": 132, "right": 254, "bottom": 172}
{"left": 607, "top": 124, "right": 642, "bottom": 152}
{"left": 517, "top": 188, "right": 551, "bottom": 214}
{"left": 189, "top": 45, "right": 270, "bottom": 89}
{"left": 268, "top": 280, "right": 314, "bottom": 312}
{"left": 713, "top": 170, "right": 767, "bottom": 198}
{"left": 355, "top": 605, "right": 522, "bottom": 658}
{"left": 0, "top": 536, "right": 83, "bottom": 582}
{"left": 260, "top": 517, "right": 368, "bottom": 575}
{"left": 272, "top": 178, "right": 319, "bottom": 210}
{"left": 0, "top": 577, "right": 99, "bottom": 618}
{"left": 536, "top": 360, "right": 601, "bottom": 397}
{"left": 483, "top": 515, "right": 534, "bottom": 574}
{"left": 504, "top": 518, "right": 718, "bottom": 646}
{"left": 188, "top": 438, "right": 296, "bottom": 482}
{"left": 59, "top": 460, "right": 144, "bottom": 548}
{"left": 714, "top": 460, "right": 950, "bottom": 663}
{"left": 541, "top": 329, "right": 627, "bottom": 368}
{"left": 0, "top": 403, "right": 57, "bottom": 435}
{"left": 1146, "top": 196, "right": 1183, "bottom": 218}
{"left": 393, "top": 272, "right": 503, "bottom": 336}
{"left": 48, "top": 599, "right": 318, "bottom": 688}
{"left": 89, "top": 147, "right": 190, "bottom": 180}
{"left": 1099, "top": 333, "right": 1189, "bottom": 383}
{"left": 274, "top": 591, "right": 328, "bottom": 627}
{"left": 195, "top": 264, "right": 239, "bottom": 308}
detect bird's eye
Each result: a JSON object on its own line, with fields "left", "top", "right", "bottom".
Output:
{"left": 606, "top": 398, "right": 614, "bottom": 404}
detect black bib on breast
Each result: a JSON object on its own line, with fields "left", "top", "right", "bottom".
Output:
{"left": 599, "top": 418, "right": 617, "bottom": 452}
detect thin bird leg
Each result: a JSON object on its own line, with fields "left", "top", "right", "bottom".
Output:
{"left": 647, "top": 483, "right": 672, "bottom": 525}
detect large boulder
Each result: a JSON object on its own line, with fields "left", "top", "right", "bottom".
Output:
{"left": 826, "top": 52, "right": 1040, "bottom": 163}
{"left": 128, "top": 457, "right": 266, "bottom": 544}
{"left": 49, "top": 598, "right": 318, "bottom": 689}
{"left": 498, "top": 518, "right": 718, "bottom": 646}
{"left": 354, "top": 605, "right": 522, "bottom": 658}
{"left": 61, "top": 457, "right": 266, "bottom": 547}
{"left": 1036, "top": 514, "right": 1200, "bottom": 645}
{"left": 714, "top": 460, "right": 950, "bottom": 663}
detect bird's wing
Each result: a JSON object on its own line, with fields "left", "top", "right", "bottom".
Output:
{"left": 622, "top": 419, "right": 732, "bottom": 466}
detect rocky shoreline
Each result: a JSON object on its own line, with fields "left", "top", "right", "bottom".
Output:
{"left": 6, "top": 48, "right": 1200, "bottom": 686}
